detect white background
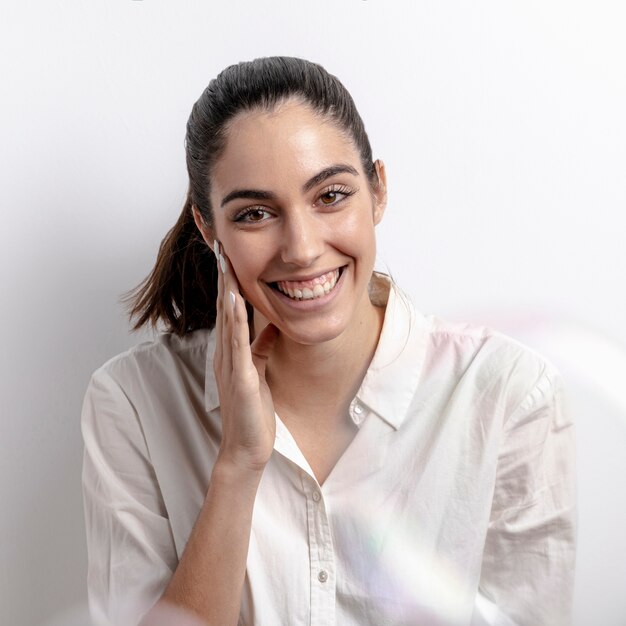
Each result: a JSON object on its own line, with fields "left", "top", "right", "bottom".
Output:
{"left": 1, "top": 1, "right": 625, "bottom": 624}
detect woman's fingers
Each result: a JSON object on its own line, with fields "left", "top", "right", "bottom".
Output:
{"left": 211, "top": 241, "right": 277, "bottom": 468}
{"left": 215, "top": 243, "right": 277, "bottom": 383}
{"left": 213, "top": 240, "right": 224, "bottom": 374}
{"left": 230, "top": 291, "right": 257, "bottom": 385}
{"left": 216, "top": 242, "right": 243, "bottom": 377}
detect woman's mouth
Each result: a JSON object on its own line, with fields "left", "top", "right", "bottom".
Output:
{"left": 271, "top": 268, "right": 343, "bottom": 301}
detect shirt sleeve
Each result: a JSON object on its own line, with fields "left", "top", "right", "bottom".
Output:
{"left": 472, "top": 365, "right": 577, "bottom": 626}
{"left": 81, "top": 366, "right": 178, "bottom": 626}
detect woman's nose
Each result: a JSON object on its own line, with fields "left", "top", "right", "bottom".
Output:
{"left": 280, "top": 210, "right": 325, "bottom": 267}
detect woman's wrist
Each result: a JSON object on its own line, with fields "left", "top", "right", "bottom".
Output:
{"left": 212, "top": 449, "right": 267, "bottom": 488}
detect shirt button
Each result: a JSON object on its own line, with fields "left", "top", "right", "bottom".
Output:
{"left": 318, "top": 569, "right": 328, "bottom": 583}
{"left": 354, "top": 403, "right": 363, "bottom": 415}
{"left": 312, "top": 491, "right": 321, "bottom": 502}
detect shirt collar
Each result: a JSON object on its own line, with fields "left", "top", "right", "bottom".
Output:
{"left": 355, "top": 273, "right": 430, "bottom": 430}
{"left": 204, "top": 274, "right": 431, "bottom": 428}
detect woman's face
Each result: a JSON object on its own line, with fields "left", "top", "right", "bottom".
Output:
{"left": 197, "top": 99, "right": 387, "bottom": 346}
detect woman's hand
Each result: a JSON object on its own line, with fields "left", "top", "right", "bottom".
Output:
{"left": 151, "top": 241, "right": 278, "bottom": 623}
{"left": 212, "top": 241, "right": 279, "bottom": 474}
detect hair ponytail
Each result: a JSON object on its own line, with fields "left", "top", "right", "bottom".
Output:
{"left": 121, "top": 191, "right": 218, "bottom": 336}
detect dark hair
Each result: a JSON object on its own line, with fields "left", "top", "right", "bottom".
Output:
{"left": 123, "top": 56, "right": 376, "bottom": 336}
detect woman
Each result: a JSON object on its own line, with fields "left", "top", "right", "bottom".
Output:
{"left": 81, "top": 56, "right": 576, "bottom": 626}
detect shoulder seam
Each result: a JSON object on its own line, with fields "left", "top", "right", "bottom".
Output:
{"left": 94, "top": 331, "right": 211, "bottom": 373}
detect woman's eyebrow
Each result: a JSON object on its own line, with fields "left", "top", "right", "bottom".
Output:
{"left": 302, "top": 163, "right": 359, "bottom": 192}
{"left": 220, "top": 189, "right": 275, "bottom": 208}
{"left": 220, "top": 163, "right": 359, "bottom": 208}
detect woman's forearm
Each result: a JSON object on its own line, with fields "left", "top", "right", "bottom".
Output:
{"left": 142, "top": 456, "right": 263, "bottom": 626}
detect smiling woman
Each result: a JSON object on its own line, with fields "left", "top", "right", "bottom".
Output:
{"left": 194, "top": 99, "right": 385, "bottom": 348}
{"left": 80, "top": 57, "right": 576, "bottom": 626}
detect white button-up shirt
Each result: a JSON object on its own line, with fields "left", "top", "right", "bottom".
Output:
{"left": 81, "top": 275, "right": 576, "bottom": 626}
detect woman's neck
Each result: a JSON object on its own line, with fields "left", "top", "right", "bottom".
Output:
{"left": 256, "top": 291, "right": 386, "bottom": 422}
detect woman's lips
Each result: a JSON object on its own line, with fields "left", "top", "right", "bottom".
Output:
{"left": 271, "top": 267, "right": 343, "bottom": 301}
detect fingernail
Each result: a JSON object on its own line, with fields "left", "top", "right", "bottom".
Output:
{"left": 229, "top": 290, "right": 236, "bottom": 309}
{"left": 219, "top": 254, "right": 226, "bottom": 274}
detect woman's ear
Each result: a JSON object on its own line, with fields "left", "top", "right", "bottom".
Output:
{"left": 372, "top": 159, "right": 388, "bottom": 225}
{"left": 192, "top": 205, "right": 214, "bottom": 247}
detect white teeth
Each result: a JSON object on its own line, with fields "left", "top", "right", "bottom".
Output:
{"left": 275, "top": 268, "right": 341, "bottom": 300}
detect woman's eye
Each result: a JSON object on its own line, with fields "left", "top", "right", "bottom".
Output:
{"left": 236, "top": 207, "right": 271, "bottom": 223}
{"left": 320, "top": 191, "right": 340, "bottom": 205}
{"left": 318, "top": 186, "right": 354, "bottom": 206}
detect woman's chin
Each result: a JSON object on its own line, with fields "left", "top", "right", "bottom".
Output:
{"left": 251, "top": 297, "right": 349, "bottom": 346}
{"left": 272, "top": 315, "right": 349, "bottom": 347}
